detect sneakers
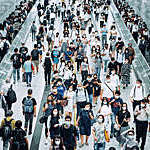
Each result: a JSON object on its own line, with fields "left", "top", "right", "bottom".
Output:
{"left": 79, "top": 144, "right": 84, "bottom": 148}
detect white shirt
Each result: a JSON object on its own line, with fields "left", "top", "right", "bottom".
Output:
{"left": 101, "top": 81, "right": 115, "bottom": 98}
{"left": 100, "top": 105, "right": 112, "bottom": 116}
{"left": 63, "top": 69, "right": 72, "bottom": 80}
{"left": 130, "top": 86, "right": 146, "bottom": 100}
{"left": 110, "top": 74, "right": 120, "bottom": 88}
{"left": 116, "top": 52, "right": 125, "bottom": 63}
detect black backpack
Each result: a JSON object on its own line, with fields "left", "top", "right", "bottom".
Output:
{"left": 12, "top": 129, "right": 27, "bottom": 150}
{"left": 7, "top": 85, "right": 17, "bottom": 103}
{"left": 1, "top": 118, "right": 13, "bottom": 140}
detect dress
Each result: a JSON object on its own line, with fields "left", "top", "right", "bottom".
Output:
{"left": 121, "top": 63, "right": 131, "bottom": 85}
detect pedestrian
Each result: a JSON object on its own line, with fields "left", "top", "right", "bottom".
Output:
{"left": 130, "top": 79, "right": 147, "bottom": 111}
{"left": 92, "top": 114, "right": 109, "bottom": 150}
{"left": 115, "top": 103, "right": 131, "bottom": 147}
{"left": 83, "top": 74, "right": 93, "bottom": 104}
{"left": 60, "top": 116, "right": 78, "bottom": 150}
{"left": 19, "top": 43, "right": 28, "bottom": 66}
{"left": 109, "top": 91, "right": 123, "bottom": 138}
{"left": 23, "top": 55, "right": 34, "bottom": 87}
{"left": 22, "top": 89, "right": 37, "bottom": 135}
{"left": 77, "top": 102, "right": 94, "bottom": 148}
{"left": 9, "top": 120, "right": 29, "bottom": 150}
{"left": 134, "top": 99, "right": 149, "bottom": 150}
{"left": 49, "top": 108, "right": 60, "bottom": 143}
{"left": 80, "top": 57, "right": 90, "bottom": 82}
{"left": 10, "top": 48, "right": 22, "bottom": 84}
{"left": 100, "top": 24, "right": 108, "bottom": 49}
{"left": 31, "top": 44, "right": 41, "bottom": 74}
{"left": 0, "top": 110, "right": 15, "bottom": 150}
{"left": 121, "top": 58, "right": 131, "bottom": 89}
{"left": 43, "top": 52, "right": 52, "bottom": 85}
{"left": 0, "top": 89, "right": 8, "bottom": 116}
{"left": 50, "top": 135, "right": 65, "bottom": 150}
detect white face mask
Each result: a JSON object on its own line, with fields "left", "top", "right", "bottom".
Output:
{"left": 112, "top": 71, "right": 115, "bottom": 75}
{"left": 53, "top": 111, "right": 58, "bottom": 115}
{"left": 53, "top": 89, "right": 57, "bottom": 93}
{"left": 115, "top": 96, "right": 119, "bottom": 99}
{"left": 103, "top": 102, "right": 107, "bottom": 105}
{"left": 141, "top": 104, "right": 145, "bottom": 108}
{"left": 107, "top": 79, "right": 110, "bottom": 83}
{"left": 122, "top": 107, "right": 126, "bottom": 111}
{"left": 85, "top": 107, "right": 90, "bottom": 111}
{"left": 136, "top": 83, "right": 140, "bottom": 87}
{"left": 87, "top": 78, "right": 91, "bottom": 81}
{"left": 69, "top": 88, "right": 72, "bottom": 92}
{"left": 55, "top": 140, "right": 61, "bottom": 145}
{"left": 128, "top": 135, "right": 134, "bottom": 140}
{"left": 98, "top": 118, "right": 103, "bottom": 123}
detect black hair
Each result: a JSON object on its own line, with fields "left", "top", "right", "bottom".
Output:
{"left": 26, "top": 55, "right": 31, "bottom": 60}
{"left": 109, "top": 147, "right": 116, "bottom": 150}
{"left": 115, "top": 90, "right": 121, "bottom": 95}
{"left": 84, "top": 102, "right": 92, "bottom": 109}
{"left": 101, "top": 97, "right": 109, "bottom": 106}
{"left": 97, "top": 114, "right": 105, "bottom": 123}
{"left": 34, "top": 44, "right": 37, "bottom": 48}
{"left": 65, "top": 115, "right": 72, "bottom": 121}
{"left": 136, "top": 79, "right": 142, "bottom": 84}
{"left": 52, "top": 135, "right": 64, "bottom": 149}
{"left": 15, "top": 120, "right": 22, "bottom": 128}
{"left": 14, "top": 48, "right": 18, "bottom": 53}
{"left": 28, "top": 89, "right": 32, "bottom": 95}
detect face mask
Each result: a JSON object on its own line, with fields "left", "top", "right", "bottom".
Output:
{"left": 98, "top": 118, "right": 103, "bottom": 123}
{"left": 136, "top": 83, "right": 140, "bottom": 87}
{"left": 103, "top": 102, "right": 107, "bottom": 105}
{"left": 112, "top": 72, "right": 115, "bottom": 75}
{"left": 65, "top": 121, "right": 71, "bottom": 127}
{"left": 85, "top": 107, "right": 90, "bottom": 111}
{"left": 53, "top": 111, "right": 58, "bottom": 115}
{"left": 107, "top": 79, "right": 110, "bottom": 83}
{"left": 72, "top": 76, "right": 75, "bottom": 79}
{"left": 122, "top": 107, "right": 126, "bottom": 111}
{"left": 115, "top": 96, "right": 119, "bottom": 99}
{"left": 53, "top": 89, "right": 57, "bottom": 93}
{"left": 55, "top": 140, "right": 61, "bottom": 145}
{"left": 69, "top": 88, "right": 72, "bottom": 92}
{"left": 87, "top": 78, "right": 91, "bottom": 81}
{"left": 141, "top": 104, "right": 145, "bottom": 108}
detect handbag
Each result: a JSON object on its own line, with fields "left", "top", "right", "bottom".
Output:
{"left": 39, "top": 115, "right": 47, "bottom": 124}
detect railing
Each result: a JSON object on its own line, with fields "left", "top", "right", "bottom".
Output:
{"left": 0, "top": 0, "right": 39, "bottom": 90}
{"left": 110, "top": 0, "right": 150, "bottom": 95}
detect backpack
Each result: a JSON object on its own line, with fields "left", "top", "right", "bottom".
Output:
{"left": 24, "top": 97, "right": 33, "bottom": 113}
{"left": 7, "top": 85, "right": 17, "bottom": 103}
{"left": 1, "top": 118, "right": 13, "bottom": 140}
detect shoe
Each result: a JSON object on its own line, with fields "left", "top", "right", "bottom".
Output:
{"left": 79, "top": 144, "right": 84, "bottom": 148}
{"left": 85, "top": 143, "right": 89, "bottom": 146}
{"left": 28, "top": 131, "right": 32, "bottom": 135}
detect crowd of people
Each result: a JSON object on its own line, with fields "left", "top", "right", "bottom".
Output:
{"left": 114, "top": 0, "right": 150, "bottom": 58}
{"left": 0, "top": 0, "right": 37, "bottom": 62}
{"left": 0, "top": 0, "right": 150, "bottom": 150}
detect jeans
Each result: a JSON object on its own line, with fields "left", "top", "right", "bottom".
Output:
{"left": 94, "top": 142, "right": 105, "bottom": 150}
{"left": 102, "top": 35, "right": 107, "bottom": 49}
{"left": 88, "top": 94, "right": 93, "bottom": 104}
{"left": 3, "top": 139, "right": 9, "bottom": 150}
{"left": 12, "top": 68, "right": 20, "bottom": 83}
{"left": 110, "top": 113, "right": 116, "bottom": 136}
{"left": 24, "top": 113, "right": 33, "bottom": 132}
{"left": 103, "top": 60, "right": 109, "bottom": 73}
{"left": 26, "top": 72, "right": 32, "bottom": 85}
{"left": 32, "top": 31, "right": 36, "bottom": 41}
{"left": 95, "top": 67, "right": 101, "bottom": 80}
